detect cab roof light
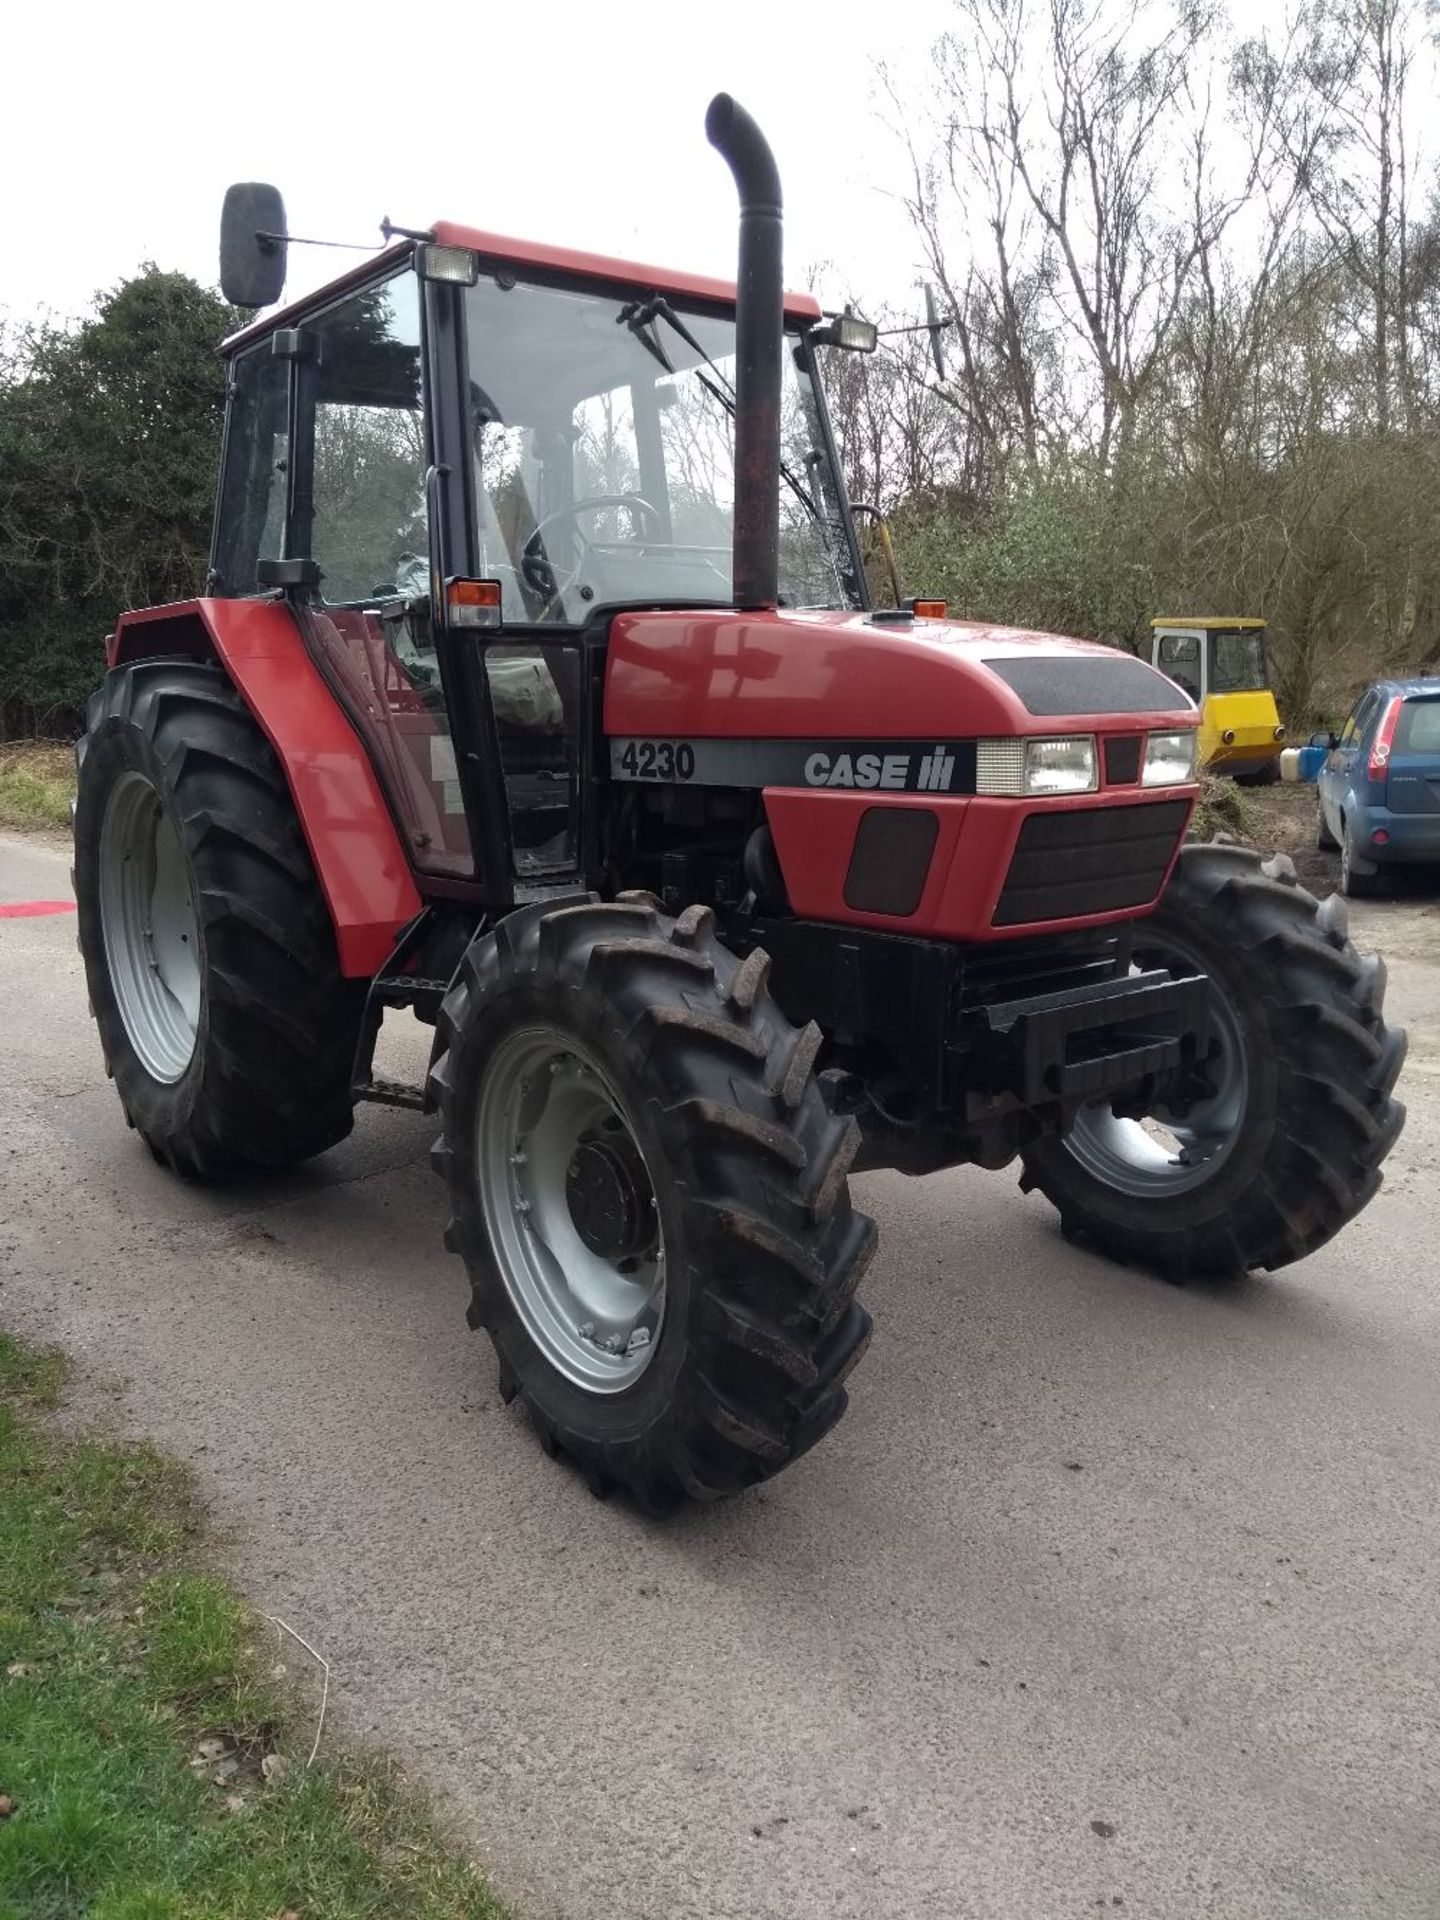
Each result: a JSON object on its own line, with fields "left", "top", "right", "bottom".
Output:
{"left": 1368, "top": 696, "right": 1403, "bottom": 780}
{"left": 446, "top": 577, "right": 502, "bottom": 628}
{"left": 420, "top": 243, "right": 479, "bottom": 285}
{"left": 912, "top": 598, "right": 948, "bottom": 620}
{"left": 812, "top": 310, "right": 878, "bottom": 353}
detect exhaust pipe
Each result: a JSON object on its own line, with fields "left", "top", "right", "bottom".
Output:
{"left": 705, "top": 93, "right": 783, "bottom": 612}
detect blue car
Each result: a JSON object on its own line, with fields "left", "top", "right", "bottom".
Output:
{"left": 1317, "top": 678, "right": 1440, "bottom": 895}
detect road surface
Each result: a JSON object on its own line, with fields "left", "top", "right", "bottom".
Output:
{"left": 3, "top": 830, "right": 1438, "bottom": 1919}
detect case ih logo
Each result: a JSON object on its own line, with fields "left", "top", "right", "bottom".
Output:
{"left": 803, "top": 747, "right": 957, "bottom": 792}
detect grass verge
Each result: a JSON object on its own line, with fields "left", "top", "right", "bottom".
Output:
{"left": 0, "top": 1331, "right": 507, "bottom": 1920}
{"left": 0, "top": 743, "right": 74, "bottom": 833}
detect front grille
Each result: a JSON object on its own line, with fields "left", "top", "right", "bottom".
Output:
{"left": 844, "top": 806, "right": 939, "bottom": 916}
{"left": 1104, "top": 735, "right": 1142, "bottom": 784}
{"left": 993, "top": 800, "right": 1188, "bottom": 927}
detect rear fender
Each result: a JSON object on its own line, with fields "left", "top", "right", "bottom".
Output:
{"left": 108, "top": 598, "right": 421, "bottom": 977}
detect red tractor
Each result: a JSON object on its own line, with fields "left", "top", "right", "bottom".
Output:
{"left": 73, "top": 99, "right": 1404, "bottom": 1508}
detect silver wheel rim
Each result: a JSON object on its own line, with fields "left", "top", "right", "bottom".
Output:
{"left": 1063, "top": 937, "right": 1248, "bottom": 1198}
{"left": 477, "top": 1026, "right": 665, "bottom": 1392}
{"left": 98, "top": 773, "right": 201, "bottom": 1085}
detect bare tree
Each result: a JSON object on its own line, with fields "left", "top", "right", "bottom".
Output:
{"left": 901, "top": 0, "right": 1269, "bottom": 471}
{"left": 1241, "top": 0, "right": 1428, "bottom": 436}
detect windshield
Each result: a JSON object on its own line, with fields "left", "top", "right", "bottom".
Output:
{"left": 461, "top": 276, "right": 857, "bottom": 622}
{"left": 1209, "top": 630, "right": 1268, "bottom": 694}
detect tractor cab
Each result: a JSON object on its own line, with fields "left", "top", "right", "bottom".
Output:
{"left": 1150, "top": 617, "right": 1286, "bottom": 782}
{"left": 208, "top": 221, "right": 866, "bottom": 898}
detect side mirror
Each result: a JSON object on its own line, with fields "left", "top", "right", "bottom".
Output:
{"left": 1310, "top": 730, "right": 1339, "bottom": 750}
{"left": 221, "top": 183, "right": 288, "bottom": 308}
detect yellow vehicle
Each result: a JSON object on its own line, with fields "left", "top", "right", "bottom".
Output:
{"left": 1149, "top": 617, "right": 1287, "bottom": 783}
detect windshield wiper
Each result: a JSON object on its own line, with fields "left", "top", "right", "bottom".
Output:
{"left": 620, "top": 296, "right": 822, "bottom": 523}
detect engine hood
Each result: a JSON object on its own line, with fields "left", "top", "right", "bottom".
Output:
{"left": 604, "top": 608, "right": 1195, "bottom": 740}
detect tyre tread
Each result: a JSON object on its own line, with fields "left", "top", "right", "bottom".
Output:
{"left": 1019, "top": 838, "right": 1405, "bottom": 1278}
{"left": 427, "top": 896, "right": 874, "bottom": 1507}
{"left": 75, "top": 660, "right": 366, "bottom": 1176}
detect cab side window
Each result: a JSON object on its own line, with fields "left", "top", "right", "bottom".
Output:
{"left": 308, "top": 276, "right": 428, "bottom": 604}
{"left": 212, "top": 345, "right": 288, "bottom": 594}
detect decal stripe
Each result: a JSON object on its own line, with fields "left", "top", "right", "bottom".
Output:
{"left": 610, "top": 738, "right": 980, "bottom": 795}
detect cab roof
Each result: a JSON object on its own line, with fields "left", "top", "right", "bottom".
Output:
{"left": 1150, "top": 616, "right": 1266, "bottom": 630}
{"left": 223, "top": 224, "right": 823, "bottom": 356}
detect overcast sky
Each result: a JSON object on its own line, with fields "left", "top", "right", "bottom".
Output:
{"left": 0, "top": 0, "right": 941, "bottom": 330}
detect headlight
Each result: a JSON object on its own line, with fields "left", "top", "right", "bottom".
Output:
{"left": 975, "top": 735, "right": 1098, "bottom": 796}
{"left": 1142, "top": 731, "right": 1198, "bottom": 786}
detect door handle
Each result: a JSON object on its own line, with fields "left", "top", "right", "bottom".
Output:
{"left": 424, "top": 463, "right": 451, "bottom": 625}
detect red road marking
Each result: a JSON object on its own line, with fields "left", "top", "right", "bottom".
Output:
{"left": 0, "top": 900, "right": 76, "bottom": 918}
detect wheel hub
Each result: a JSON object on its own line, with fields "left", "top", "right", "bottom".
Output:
{"left": 566, "top": 1133, "right": 656, "bottom": 1264}
{"left": 476, "top": 1028, "right": 666, "bottom": 1392}
{"left": 97, "top": 772, "right": 201, "bottom": 1085}
{"left": 1063, "top": 931, "right": 1249, "bottom": 1198}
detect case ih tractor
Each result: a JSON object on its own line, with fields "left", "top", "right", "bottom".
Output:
{"left": 73, "top": 99, "right": 1405, "bottom": 1509}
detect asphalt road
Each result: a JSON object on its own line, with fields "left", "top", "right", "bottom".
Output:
{"left": 3, "top": 830, "right": 1439, "bottom": 1920}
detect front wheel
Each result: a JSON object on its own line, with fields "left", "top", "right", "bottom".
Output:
{"left": 428, "top": 897, "right": 876, "bottom": 1509}
{"left": 1019, "top": 843, "right": 1405, "bottom": 1280}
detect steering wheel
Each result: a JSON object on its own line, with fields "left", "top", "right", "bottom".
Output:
{"left": 521, "top": 493, "right": 661, "bottom": 606}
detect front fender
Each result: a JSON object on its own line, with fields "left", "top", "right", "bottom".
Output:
{"left": 108, "top": 599, "right": 421, "bottom": 976}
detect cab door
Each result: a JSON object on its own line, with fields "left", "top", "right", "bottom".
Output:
{"left": 1154, "top": 630, "right": 1206, "bottom": 703}
{"left": 295, "top": 271, "right": 477, "bottom": 879}
{"left": 1153, "top": 630, "right": 1212, "bottom": 761}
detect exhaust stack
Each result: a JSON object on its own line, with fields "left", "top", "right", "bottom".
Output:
{"left": 705, "top": 93, "right": 783, "bottom": 612}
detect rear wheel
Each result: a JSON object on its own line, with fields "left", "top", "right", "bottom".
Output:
{"left": 1019, "top": 842, "right": 1405, "bottom": 1280}
{"left": 74, "top": 660, "right": 368, "bottom": 1176}
{"left": 428, "top": 897, "right": 876, "bottom": 1509}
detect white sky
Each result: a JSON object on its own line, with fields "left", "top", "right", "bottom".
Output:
{"left": 0, "top": 0, "right": 943, "bottom": 331}
{"left": 5, "top": 0, "right": 1428, "bottom": 344}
